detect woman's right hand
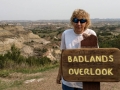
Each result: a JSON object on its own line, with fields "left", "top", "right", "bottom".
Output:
{"left": 83, "top": 33, "right": 90, "bottom": 39}
{"left": 56, "top": 75, "right": 61, "bottom": 84}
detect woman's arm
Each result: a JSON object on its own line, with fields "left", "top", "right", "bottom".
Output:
{"left": 56, "top": 32, "right": 66, "bottom": 84}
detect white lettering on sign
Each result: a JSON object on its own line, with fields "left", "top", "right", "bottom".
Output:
{"left": 68, "top": 55, "right": 113, "bottom": 62}
{"left": 68, "top": 68, "right": 113, "bottom": 75}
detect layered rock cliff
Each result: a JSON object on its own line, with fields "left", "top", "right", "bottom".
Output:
{"left": 0, "top": 25, "right": 60, "bottom": 60}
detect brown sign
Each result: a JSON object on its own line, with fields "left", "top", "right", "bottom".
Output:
{"left": 61, "top": 48, "right": 120, "bottom": 82}
{"left": 81, "top": 35, "right": 98, "bottom": 48}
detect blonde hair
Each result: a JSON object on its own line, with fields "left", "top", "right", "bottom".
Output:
{"left": 70, "top": 9, "right": 91, "bottom": 30}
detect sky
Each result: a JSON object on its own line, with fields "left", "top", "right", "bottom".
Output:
{"left": 0, "top": 0, "right": 120, "bottom": 20}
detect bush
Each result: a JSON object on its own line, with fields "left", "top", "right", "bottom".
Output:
{"left": 4, "top": 44, "right": 21, "bottom": 64}
{"left": 26, "top": 56, "right": 51, "bottom": 67}
{"left": 0, "top": 55, "right": 5, "bottom": 69}
{"left": 0, "top": 44, "right": 53, "bottom": 70}
{"left": 39, "top": 57, "right": 51, "bottom": 66}
{"left": 0, "top": 70, "right": 9, "bottom": 77}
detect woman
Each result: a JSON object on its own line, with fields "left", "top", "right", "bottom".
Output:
{"left": 56, "top": 9, "right": 97, "bottom": 90}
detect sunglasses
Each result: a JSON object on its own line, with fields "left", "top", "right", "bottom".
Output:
{"left": 72, "top": 18, "right": 87, "bottom": 23}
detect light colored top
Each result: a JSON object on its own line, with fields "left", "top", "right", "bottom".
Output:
{"left": 60, "top": 28, "right": 97, "bottom": 88}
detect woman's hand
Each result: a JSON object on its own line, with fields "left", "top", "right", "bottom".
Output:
{"left": 56, "top": 75, "right": 61, "bottom": 84}
{"left": 83, "top": 33, "right": 90, "bottom": 38}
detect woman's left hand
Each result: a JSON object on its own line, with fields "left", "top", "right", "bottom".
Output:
{"left": 83, "top": 33, "right": 90, "bottom": 38}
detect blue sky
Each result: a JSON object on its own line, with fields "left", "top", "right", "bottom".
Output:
{"left": 0, "top": 0, "right": 120, "bottom": 20}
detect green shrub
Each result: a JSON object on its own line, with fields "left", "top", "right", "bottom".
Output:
{"left": 0, "top": 55, "right": 5, "bottom": 69}
{"left": 4, "top": 44, "right": 21, "bottom": 64}
{"left": 0, "top": 70, "right": 9, "bottom": 77}
{"left": 0, "top": 44, "right": 54, "bottom": 71}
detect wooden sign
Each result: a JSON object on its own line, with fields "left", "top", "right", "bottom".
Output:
{"left": 81, "top": 35, "right": 98, "bottom": 48}
{"left": 81, "top": 35, "right": 100, "bottom": 90}
{"left": 61, "top": 48, "right": 120, "bottom": 82}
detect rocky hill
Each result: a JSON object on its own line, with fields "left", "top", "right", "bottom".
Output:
{"left": 0, "top": 25, "right": 61, "bottom": 60}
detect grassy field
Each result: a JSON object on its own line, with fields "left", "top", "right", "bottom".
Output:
{"left": 0, "top": 64, "right": 59, "bottom": 90}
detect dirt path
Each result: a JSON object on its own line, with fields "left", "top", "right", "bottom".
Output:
{"left": 5, "top": 67, "right": 120, "bottom": 90}
{"left": 4, "top": 68, "right": 61, "bottom": 90}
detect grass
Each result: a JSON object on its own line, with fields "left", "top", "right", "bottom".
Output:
{"left": 15, "top": 63, "right": 59, "bottom": 74}
{"left": 0, "top": 63, "right": 59, "bottom": 90}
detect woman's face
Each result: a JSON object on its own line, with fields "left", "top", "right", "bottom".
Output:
{"left": 72, "top": 18, "right": 87, "bottom": 34}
